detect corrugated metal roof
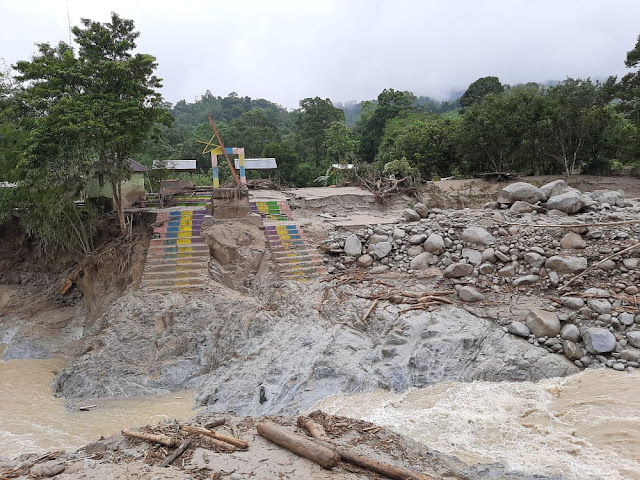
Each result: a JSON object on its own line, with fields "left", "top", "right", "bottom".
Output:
{"left": 235, "top": 158, "right": 277, "bottom": 170}
{"left": 152, "top": 160, "right": 197, "bottom": 170}
{"left": 126, "top": 158, "right": 149, "bottom": 172}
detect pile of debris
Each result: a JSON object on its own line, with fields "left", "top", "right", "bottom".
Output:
{"left": 322, "top": 179, "right": 640, "bottom": 374}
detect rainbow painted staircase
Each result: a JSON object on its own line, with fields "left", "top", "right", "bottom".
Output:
{"left": 141, "top": 209, "right": 211, "bottom": 290}
{"left": 250, "top": 200, "right": 293, "bottom": 221}
{"left": 249, "top": 197, "right": 325, "bottom": 281}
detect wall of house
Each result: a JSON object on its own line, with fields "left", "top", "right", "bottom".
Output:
{"left": 88, "top": 173, "right": 146, "bottom": 208}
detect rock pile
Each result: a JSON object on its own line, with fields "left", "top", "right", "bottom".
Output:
{"left": 322, "top": 179, "right": 640, "bottom": 374}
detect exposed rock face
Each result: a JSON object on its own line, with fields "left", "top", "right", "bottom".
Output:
{"left": 344, "top": 234, "right": 362, "bottom": 257}
{"left": 546, "top": 191, "right": 584, "bottom": 213}
{"left": 583, "top": 328, "right": 617, "bottom": 354}
{"left": 497, "top": 182, "right": 546, "bottom": 205}
{"left": 51, "top": 292, "right": 578, "bottom": 415}
{"left": 525, "top": 309, "right": 561, "bottom": 337}
{"left": 460, "top": 227, "right": 495, "bottom": 246}
{"left": 545, "top": 256, "right": 587, "bottom": 274}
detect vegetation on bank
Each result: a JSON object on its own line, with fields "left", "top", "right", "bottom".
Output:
{"left": 1, "top": 13, "right": 639, "bottom": 253}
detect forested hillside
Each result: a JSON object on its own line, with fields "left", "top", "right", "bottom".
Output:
{"left": 1, "top": 12, "right": 640, "bottom": 253}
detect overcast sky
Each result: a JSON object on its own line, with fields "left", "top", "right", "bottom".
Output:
{"left": 1, "top": 0, "right": 639, "bottom": 109}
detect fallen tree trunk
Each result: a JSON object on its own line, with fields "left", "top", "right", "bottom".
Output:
{"left": 181, "top": 424, "right": 247, "bottom": 449}
{"left": 256, "top": 420, "right": 340, "bottom": 469}
{"left": 302, "top": 418, "right": 434, "bottom": 480}
{"left": 159, "top": 441, "right": 191, "bottom": 467}
{"left": 121, "top": 429, "right": 176, "bottom": 447}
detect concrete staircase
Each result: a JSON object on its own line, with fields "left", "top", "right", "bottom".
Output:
{"left": 264, "top": 221, "right": 326, "bottom": 281}
{"left": 141, "top": 209, "right": 211, "bottom": 291}
{"left": 250, "top": 200, "right": 293, "bottom": 221}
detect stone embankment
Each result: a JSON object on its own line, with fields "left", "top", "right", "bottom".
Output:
{"left": 323, "top": 179, "right": 640, "bottom": 374}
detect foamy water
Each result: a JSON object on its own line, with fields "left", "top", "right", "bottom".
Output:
{"left": 313, "top": 370, "right": 640, "bottom": 480}
{"left": 0, "top": 358, "right": 199, "bottom": 459}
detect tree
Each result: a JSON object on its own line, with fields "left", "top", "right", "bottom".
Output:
{"left": 71, "top": 14, "right": 172, "bottom": 233}
{"left": 459, "top": 76, "right": 504, "bottom": 110}
{"left": 618, "top": 33, "right": 640, "bottom": 126}
{"left": 295, "top": 97, "right": 344, "bottom": 165}
{"left": 356, "top": 88, "right": 416, "bottom": 162}
{"left": 324, "top": 121, "right": 357, "bottom": 163}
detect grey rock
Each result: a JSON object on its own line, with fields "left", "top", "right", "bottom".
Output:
{"left": 481, "top": 248, "right": 497, "bottom": 264}
{"left": 462, "top": 248, "right": 482, "bottom": 266}
{"left": 458, "top": 286, "right": 485, "bottom": 303}
{"left": 513, "top": 275, "right": 540, "bottom": 286}
{"left": 525, "top": 309, "right": 561, "bottom": 337}
{"left": 561, "top": 297, "right": 585, "bottom": 310}
{"left": 409, "top": 234, "right": 428, "bottom": 245}
{"left": 478, "top": 263, "right": 494, "bottom": 274}
{"left": 443, "top": 263, "right": 474, "bottom": 278}
{"left": 392, "top": 229, "right": 406, "bottom": 240}
{"left": 584, "top": 288, "right": 609, "bottom": 297}
{"left": 583, "top": 327, "right": 617, "bottom": 354}
{"left": 560, "top": 232, "right": 587, "bottom": 249}
{"left": 413, "top": 202, "right": 429, "bottom": 218}
{"left": 587, "top": 299, "right": 612, "bottom": 315}
{"left": 620, "top": 312, "right": 635, "bottom": 326}
{"left": 461, "top": 227, "right": 495, "bottom": 246}
{"left": 374, "top": 241, "right": 393, "bottom": 259}
{"left": 344, "top": 234, "right": 362, "bottom": 257}
{"left": 410, "top": 252, "right": 436, "bottom": 270}
{"left": 497, "top": 182, "right": 546, "bottom": 205}
{"left": 369, "top": 234, "right": 389, "bottom": 244}
{"left": 423, "top": 233, "right": 445, "bottom": 255}
{"left": 598, "top": 260, "right": 616, "bottom": 271}
{"left": 497, "top": 265, "right": 516, "bottom": 277}
{"left": 524, "top": 252, "right": 545, "bottom": 268}
{"left": 561, "top": 324, "right": 581, "bottom": 343}
{"left": 508, "top": 322, "right": 530, "bottom": 338}
{"left": 545, "top": 255, "right": 587, "bottom": 274}
{"left": 563, "top": 341, "right": 585, "bottom": 361}
{"left": 620, "top": 350, "right": 640, "bottom": 362}
{"left": 627, "top": 331, "right": 640, "bottom": 349}
{"left": 623, "top": 258, "right": 639, "bottom": 270}
{"left": 548, "top": 271, "right": 559, "bottom": 287}
{"left": 407, "top": 245, "right": 425, "bottom": 257}
{"left": 546, "top": 191, "right": 584, "bottom": 214}
{"left": 540, "top": 179, "right": 569, "bottom": 198}
{"left": 593, "top": 189, "right": 625, "bottom": 207}
{"left": 510, "top": 201, "right": 536, "bottom": 214}
{"left": 370, "top": 265, "right": 390, "bottom": 274}
{"left": 356, "top": 254, "right": 374, "bottom": 267}
{"left": 404, "top": 208, "right": 421, "bottom": 222}
{"left": 494, "top": 250, "right": 510, "bottom": 263}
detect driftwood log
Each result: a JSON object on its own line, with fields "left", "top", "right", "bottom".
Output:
{"left": 301, "top": 418, "right": 435, "bottom": 480}
{"left": 181, "top": 424, "right": 247, "bottom": 449}
{"left": 121, "top": 429, "right": 176, "bottom": 447}
{"left": 256, "top": 420, "right": 340, "bottom": 469}
{"left": 159, "top": 441, "right": 191, "bottom": 467}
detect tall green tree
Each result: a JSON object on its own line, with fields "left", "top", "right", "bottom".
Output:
{"left": 459, "top": 76, "right": 504, "bottom": 110}
{"left": 295, "top": 97, "right": 344, "bottom": 165}
{"left": 618, "top": 33, "right": 640, "bottom": 126}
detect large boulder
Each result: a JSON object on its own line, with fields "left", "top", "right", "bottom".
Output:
{"left": 539, "top": 179, "right": 569, "bottom": 199}
{"left": 510, "top": 201, "right": 536, "bottom": 214}
{"left": 525, "top": 309, "right": 561, "bottom": 337}
{"left": 583, "top": 328, "right": 616, "bottom": 354}
{"left": 423, "top": 233, "right": 445, "bottom": 255}
{"left": 545, "top": 255, "right": 587, "bottom": 274}
{"left": 344, "top": 234, "right": 362, "bottom": 257}
{"left": 561, "top": 324, "right": 581, "bottom": 343}
{"left": 627, "top": 331, "right": 640, "bottom": 349}
{"left": 404, "top": 208, "right": 421, "bottom": 222}
{"left": 497, "top": 182, "right": 546, "bottom": 205}
{"left": 460, "top": 227, "right": 495, "bottom": 246}
{"left": 546, "top": 191, "right": 584, "bottom": 214}
{"left": 374, "top": 241, "right": 393, "bottom": 259}
{"left": 592, "top": 189, "right": 625, "bottom": 207}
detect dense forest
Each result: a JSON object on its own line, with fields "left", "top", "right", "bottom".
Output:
{"left": 1, "top": 13, "right": 640, "bottom": 252}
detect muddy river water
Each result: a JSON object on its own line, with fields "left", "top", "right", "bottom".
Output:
{"left": 315, "top": 369, "right": 640, "bottom": 480}
{"left": 0, "top": 358, "right": 198, "bottom": 460}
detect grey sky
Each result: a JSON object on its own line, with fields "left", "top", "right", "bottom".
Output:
{"left": 1, "top": 0, "right": 639, "bottom": 109}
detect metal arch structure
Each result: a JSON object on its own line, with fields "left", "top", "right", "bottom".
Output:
{"left": 197, "top": 116, "right": 246, "bottom": 188}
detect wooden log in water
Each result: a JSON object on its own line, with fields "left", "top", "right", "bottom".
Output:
{"left": 256, "top": 420, "right": 340, "bottom": 469}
